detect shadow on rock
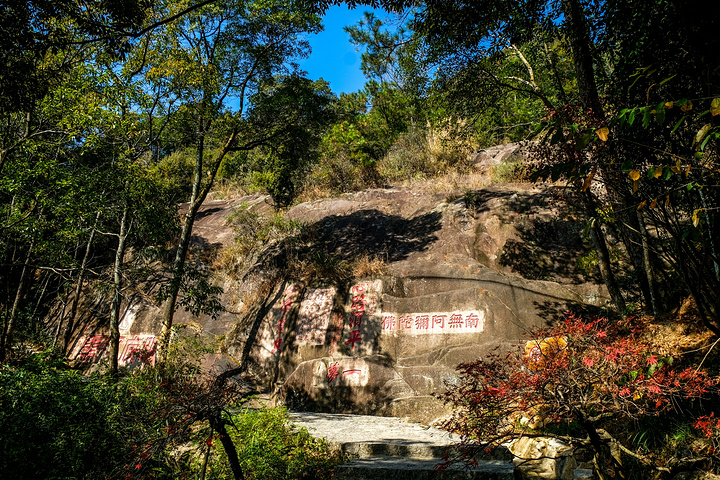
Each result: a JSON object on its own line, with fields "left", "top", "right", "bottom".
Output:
{"left": 312, "top": 209, "right": 442, "bottom": 263}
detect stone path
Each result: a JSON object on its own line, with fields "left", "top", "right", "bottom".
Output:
{"left": 289, "top": 411, "right": 516, "bottom": 480}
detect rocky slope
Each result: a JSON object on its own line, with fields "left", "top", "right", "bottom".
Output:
{"left": 68, "top": 144, "right": 609, "bottom": 423}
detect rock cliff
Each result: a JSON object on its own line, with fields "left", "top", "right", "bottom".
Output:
{"left": 68, "top": 145, "right": 609, "bottom": 423}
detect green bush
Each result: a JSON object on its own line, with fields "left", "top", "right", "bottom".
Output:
{"left": 206, "top": 407, "right": 342, "bottom": 480}
{"left": 0, "top": 352, "right": 161, "bottom": 480}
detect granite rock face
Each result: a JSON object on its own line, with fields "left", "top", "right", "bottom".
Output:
{"left": 67, "top": 173, "right": 608, "bottom": 423}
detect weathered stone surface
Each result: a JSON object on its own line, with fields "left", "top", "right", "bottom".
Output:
{"left": 509, "top": 437, "right": 576, "bottom": 480}
{"left": 64, "top": 174, "right": 609, "bottom": 422}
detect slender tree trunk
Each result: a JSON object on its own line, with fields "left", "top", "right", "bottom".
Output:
{"left": 583, "top": 192, "right": 626, "bottom": 314}
{"left": 157, "top": 126, "right": 237, "bottom": 362}
{"left": 64, "top": 211, "right": 101, "bottom": 353}
{"left": 562, "top": 0, "right": 636, "bottom": 315}
{"left": 210, "top": 415, "right": 244, "bottom": 480}
{"left": 109, "top": 207, "right": 130, "bottom": 377}
{"left": 561, "top": 0, "right": 603, "bottom": 116}
{"left": 30, "top": 272, "right": 51, "bottom": 334}
{"left": 0, "top": 238, "right": 35, "bottom": 360}
{"left": 637, "top": 210, "right": 659, "bottom": 316}
{"left": 542, "top": 40, "right": 569, "bottom": 107}
{"left": 53, "top": 298, "right": 68, "bottom": 350}
{"left": 158, "top": 131, "right": 206, "bottom": 361}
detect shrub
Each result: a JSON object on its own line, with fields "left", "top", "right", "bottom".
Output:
{"left": 205, "top": 407, "right": 342, "bottom": 480}
{"left": 0, "top": 352, "right": 167, "bottom": 480}
{"left": 440, "top": 313, "right": 720, "bottom": 477}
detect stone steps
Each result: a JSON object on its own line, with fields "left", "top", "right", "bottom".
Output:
{"left": 288, "top": 412, "right": 516, "bottom": 480}
{"left": 333, "top": 457, "right": 516, "bottom": 480}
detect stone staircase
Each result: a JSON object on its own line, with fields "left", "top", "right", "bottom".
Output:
{"left": 289, "top": 412, "right": 517, "bottom": 480}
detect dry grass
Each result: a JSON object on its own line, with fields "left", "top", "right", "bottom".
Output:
{"left": 207, "top": 179, "right": 253, "bottom": 201}
{"left": 351, "top": 254, "right": 388, "bottom": 278}
{"left": 641, "top": 297, "right": 716, "bottom": 358}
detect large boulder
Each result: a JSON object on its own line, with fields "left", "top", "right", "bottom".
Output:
{"left": 66, "top": 178, "right": 608, "bottom": 423}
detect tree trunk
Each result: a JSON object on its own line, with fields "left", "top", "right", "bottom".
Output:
{"left": 583, "top": 192, "right": 626, "bottom": 314}
{"left": 637, "top": 210, "right": 659, "bottom": 316}
{"left": 210, "top": 415, "right": 244, "bottom": 480}
{"left": 561, "top": 0, "right": 603, "bottom": 117}
{"left": 0, "top": 238, "right": 35, "bottom": 360}
{"left": 64, "top": 211, "right": 100, "bottom": 353}
{"left": 157, "top": 127, "right": 237, "bottom": 362}
{"left": 109, "top": 207, "right": 130, "bottom": 377}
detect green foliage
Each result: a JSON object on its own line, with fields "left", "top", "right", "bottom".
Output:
{"left": 490, "top": 156, "right": 531, "bottom": 183}
{"left": 245, "top": 75, "right": 337, "bottom": 207}
{"left": 0, "top": 352, "right": 168, "bottom": 480}
{"left": 206, "top": 407, "right": 342, "bottom": 480}
{"left": 377, "top": 124, "right": 473, "bottom": 182}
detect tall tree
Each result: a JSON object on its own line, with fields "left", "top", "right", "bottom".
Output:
{"left": 149, "top": 0, "right": 323, "bottom": 363}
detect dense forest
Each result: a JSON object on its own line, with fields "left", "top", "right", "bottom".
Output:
{"left": 2, "top": 0, "right": 720, "bottom": 478}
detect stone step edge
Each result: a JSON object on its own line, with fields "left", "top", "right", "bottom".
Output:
{"left": 331, "top": 440, "right": 453, "bottom": 460}
{"left": 333, "top": 456, "right": 516, "bottom": 480}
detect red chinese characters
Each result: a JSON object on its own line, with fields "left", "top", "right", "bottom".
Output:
{"left": 379, "top": 311, "right": 483, "bottom": 334}
{"left": 345, "top": 283, "right": 372, "bottom": 350}
{"left": 432, "top": 314, "right": 446, "bottom": 329}
{"left": 382, "top": 315, "right": 396, "bottom": 330}
{"left": 271, "top": 285, "right": 300, "bottom": 354}
{"left": 465, "top": 313, "right": 480, "bottom": 329}
{"left": 121, "top": 336, "right": 158, "bottom": 364}
{"left": 415, "top": 315, "right": 430, "bottom": 330}
{"left": 326, "top": 362, "right": 340, "bottom": 382}
{"left": 77, "top": 335, "right": 110, "bottom": 362}
{"left": 448, "top": 313, "right": 464, "bottom": 328}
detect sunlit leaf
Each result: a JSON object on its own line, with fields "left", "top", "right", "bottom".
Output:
{"left": 672, "top": 116, "right": 685, "bottom": 134}
{"left": 681, "top": 100, "right": 693, "bottom": 112}
{"left": 656, "top": 102, "right": 665, "bottom": 123}
{"left": 581, "top": 166, "right": 597, "bottom": 192}
{"left": 671, "top": 160, "right": 682, "bottom": 174}
{"left": 665, "top": 195, "right": 670, "bottom": 208}
{"left": 653, "top": 167, "right": 663, "bottom": 179}
{"left": 695, "top": 123, "right": 712, "bottom": 146}
{"left": 664, "top": 101, "right": 674, "bottom": 109}
{"left": 692, "top": 209, "right": 701, "bottom": 227}
{"left": 642, "top": 107, "right": 652, "bottom": 128}
{"left": 711, "top": 98, "right": 720, "bottom": 116}
{"left": 637, "top": 200, "right": 647, "bottom": 210}
{"left": 659, "top": 74, "right": 676, "bottom": 86}
{"left": 595, "top": 127, "right": 609, "bottom": 141}
{"left": 649, "top": 198, "right": 658, "bottom": 209}
{"left": 629, "top": 169, "right": 641, "bottom": 181}
{"left": 575, "top": 132, "right": 594, "bottom": 151}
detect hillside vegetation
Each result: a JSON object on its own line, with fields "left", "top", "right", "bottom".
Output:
{"left": 1, "top": 0, "right": 720, "bottom": 479}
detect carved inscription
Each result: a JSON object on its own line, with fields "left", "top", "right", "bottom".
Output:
{"left": 73, "top": 334, "right": 158, "bottom": 366}
{"left": 270, "top": 284, "right": 301, "bottom": 354}
{"left": 296, "top": 287, "right": 335, "bottom": 346}
{"left": 381, "top": 310, "right": 485, "bottom": 335}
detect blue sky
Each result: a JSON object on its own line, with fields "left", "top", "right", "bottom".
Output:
{"left": 298, "top": 5, "right": 384, "bottom": 95}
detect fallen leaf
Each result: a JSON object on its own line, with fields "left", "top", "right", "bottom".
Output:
{"left": 596, "top": 127, "right": 609, "bottom": 141}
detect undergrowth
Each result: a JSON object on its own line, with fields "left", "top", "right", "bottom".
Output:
{"left": 204, "top": 407, "right": 343, "bottom": 480}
